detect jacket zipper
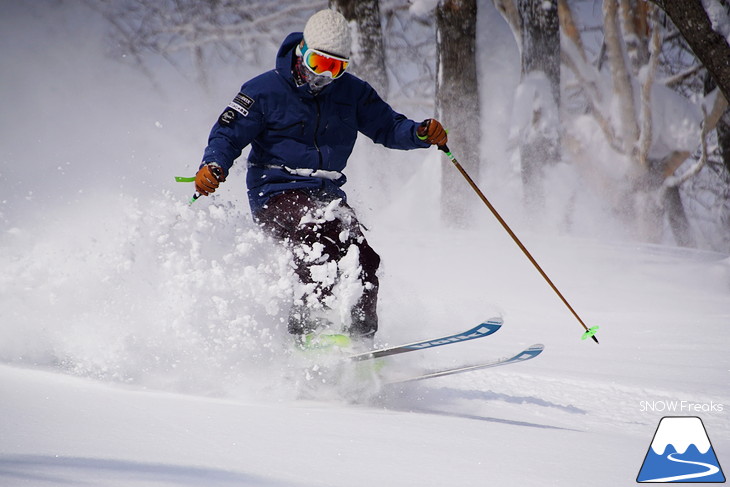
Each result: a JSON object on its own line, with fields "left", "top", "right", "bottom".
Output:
{"left": 313, "top": 96, "right": 322, "bottom": 170}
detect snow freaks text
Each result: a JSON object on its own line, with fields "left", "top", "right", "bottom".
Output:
{"left": 639, "top": 401, "right": 724, "bottom": 413}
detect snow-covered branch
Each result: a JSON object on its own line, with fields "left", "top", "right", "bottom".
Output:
{"left": 664, "top": 92, "right": 728, "bottom": 188}
{"left": 87, "top": 0, "right": 326, "bottom": 86}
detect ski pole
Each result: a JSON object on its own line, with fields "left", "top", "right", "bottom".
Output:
{"left": 174, "top": 176, "right": 201, "bottom": 205}
{"left": 438, "top": 144, "right": 599, "bottom": 344}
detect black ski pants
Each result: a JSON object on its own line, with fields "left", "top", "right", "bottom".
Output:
{"left": 254, "top": 189, "right": 380, "bottom": 338}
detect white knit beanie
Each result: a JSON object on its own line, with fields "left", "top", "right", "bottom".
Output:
{"left": 303, "top": 9, "right": 351, "bottom": 58}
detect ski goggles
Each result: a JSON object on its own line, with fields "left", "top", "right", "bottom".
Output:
{"left": 299, "top": 42, "right": 349, "bottom": 79}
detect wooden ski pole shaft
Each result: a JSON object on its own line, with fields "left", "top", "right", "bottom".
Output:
{"left": 439, "top": 145, "right": 599, "bottom": 344}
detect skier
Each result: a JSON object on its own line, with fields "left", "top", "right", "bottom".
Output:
{"left": 194, "top": 9, "right": 447, "bottom": 346}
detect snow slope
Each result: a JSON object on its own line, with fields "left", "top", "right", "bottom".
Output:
{"left": 2, "top": 2, "right": 729, "bottom": 486}
{"left": 2, "top": 200, "right": 729, "bottom": 486}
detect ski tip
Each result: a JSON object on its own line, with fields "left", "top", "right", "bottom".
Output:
{"left": 520, "top": 343, "right": 545, "bottom": 360}
{"left": 483, "top": 316, "right": 503, "bottom": 326}
{"left": 474, "top": 317, "right": 502, "bottom": 336}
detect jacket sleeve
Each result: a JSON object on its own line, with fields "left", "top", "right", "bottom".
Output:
{"left": 354, "top": 82, "right": 430, "bottom": 151}
{"left": 201, "top": 85, "right": 265, "bottom": 175}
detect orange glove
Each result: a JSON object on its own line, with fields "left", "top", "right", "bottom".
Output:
{"left": 195, "top": 163, "right": 226, "bottom": 196}
{"left": 417, "top": 119, "right": 448, "bottom": 146}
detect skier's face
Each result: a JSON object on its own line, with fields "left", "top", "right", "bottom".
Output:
{"left": 297, "top": 41, "right": 348, "bottom": 92}
{"left": 300, "top": 42, "right": 349, "bottom": 79}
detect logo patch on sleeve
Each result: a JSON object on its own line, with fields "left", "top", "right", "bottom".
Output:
{"left": 218, "top": 109, "right": 239, "bottom": 126}
{"left": 228, "top": 92, "right": 254, "bottom": 117}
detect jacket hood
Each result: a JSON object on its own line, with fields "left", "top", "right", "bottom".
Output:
{"left": 275, "top": 32, "right": 303, "bottom": 83}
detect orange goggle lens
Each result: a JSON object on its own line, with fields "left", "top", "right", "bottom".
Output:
{"left": 302, "top": 44, "right": 349, "bottom": 79}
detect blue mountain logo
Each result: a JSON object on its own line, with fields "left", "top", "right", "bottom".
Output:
{"left": 637, "top": 416, "right": 725, "bottom": 483}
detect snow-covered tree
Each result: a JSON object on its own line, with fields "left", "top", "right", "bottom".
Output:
{"left": 436, "top": 0, "right": 480, "bottom": 226}
{"left": 650, "top": 0, "right": 730, "bottom": 249}
{"left": 516, "top": 0, "right": 561, "bottom": 213}
{"left": 559, "top": 0, "right": 730, "bottom": 249}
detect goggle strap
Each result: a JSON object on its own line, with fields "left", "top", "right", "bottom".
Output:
{"left": 302, "top": 42, "right": 349, "bottom": 62}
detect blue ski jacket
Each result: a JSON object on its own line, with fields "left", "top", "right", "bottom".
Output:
{"left": 202, "top": 32, "right": 430, "bottom": 214}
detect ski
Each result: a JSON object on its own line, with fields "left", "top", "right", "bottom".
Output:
{"left": 348, "top": 317, "right": 503, "bottom": 362}
{"left": 383, "top": 343, "right": 544, "bottom": 384}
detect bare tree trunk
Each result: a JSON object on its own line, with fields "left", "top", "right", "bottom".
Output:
{"left": 558, "top": 0, "right": 584, "bottom": 58}
{"left": 664, "top": 186, "right": 694, "bottom": 246}
{"left": 519, "top": 0, "right": 560, "bottom": 102}
{"left": 718, "top": 113, "right": 730, "bottom": 174}
{"left": 603, "top": 0, "right": 639, "bottom": 156}
{"left": 517, "top": 0, "right": 561, "bottom": 213}
{"left": 330, "top": 0, "right": 389, "bottom": 96}
{"left": 619, "top": 0, "right": 650, "bottom": 74}
{"left": 710, "top": 63, "right": 730, "bottom": 174}
{"left": 436, "top": 0, "right": 480, "bottom": 226}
